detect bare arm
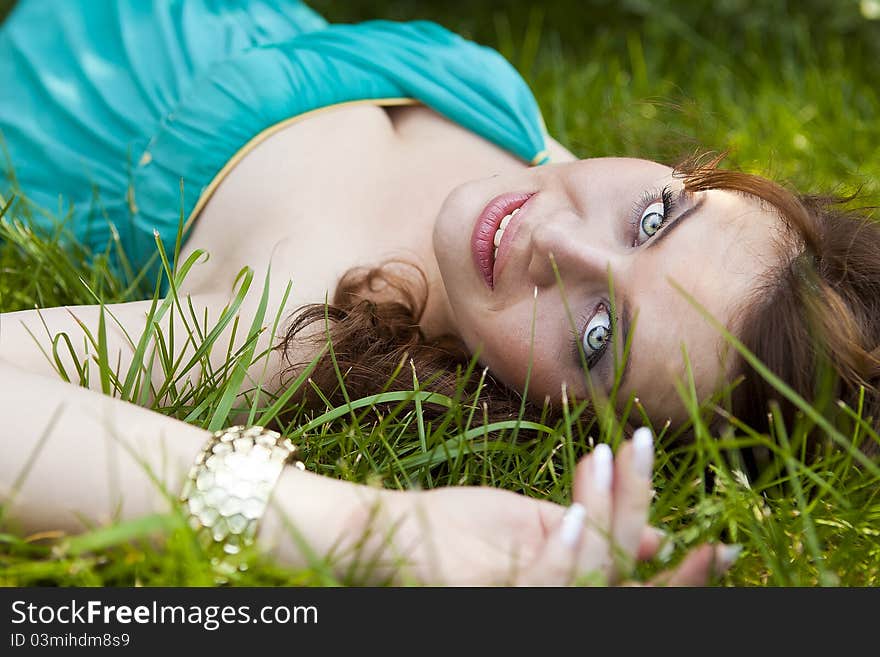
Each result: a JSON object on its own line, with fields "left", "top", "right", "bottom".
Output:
{"left": 0, "top": 284, "right": 291, "bottom": 411}
{"left": 0, "top": 356, "right": 212, "bottom": 532}
{"left": 0, "top": 359, "right": 727, "bottom": 584}
{"left": 0, "top": 295, "right": 217, "bottom": 395}
{"left": 0, "top": 358, "right": 386, "bottom": 574}
{"left": 0, "top": 358, "right": 547, "bottom": 584}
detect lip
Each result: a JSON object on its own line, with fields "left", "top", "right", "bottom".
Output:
{"left": 493, "top": 193, "right": 537, "bottom": 289}
{"left": 471, "top": 191, "right": 536, "bottom": 289}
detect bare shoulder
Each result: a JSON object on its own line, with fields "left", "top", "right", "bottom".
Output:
{"left": 545, "top": 135, "right": 579, "bottom": 163}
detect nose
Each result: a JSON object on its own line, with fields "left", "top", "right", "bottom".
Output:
{"left": 527, "top": 215, "right": 619, "bottom": 289}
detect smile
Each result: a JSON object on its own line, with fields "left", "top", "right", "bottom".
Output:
{"left": 492, "top": 208, "right": 520, "bottom": 261}
{"left": 471, "top": 191, "right": 535, "bottom": 289}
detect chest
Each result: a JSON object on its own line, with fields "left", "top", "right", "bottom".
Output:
{"left": 175, "top": 102, "right": 525, "bottom": 304}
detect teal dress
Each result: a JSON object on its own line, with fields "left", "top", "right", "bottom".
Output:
{"left": 0, "top": 0, "right": 550, "bottom": 291}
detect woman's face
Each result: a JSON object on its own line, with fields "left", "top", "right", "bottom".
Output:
{"left": 433, "top": 158, "right": 785, "bottom": 425}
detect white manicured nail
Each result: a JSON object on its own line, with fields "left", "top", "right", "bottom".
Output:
{"left": 715, "top": 544, "right": 743, "bottom": 575}
{"left": 646, "top": 527, "right": 673, "bottom": 562}
{"left": 632, "top": 427, "right": 654, "bottom": 479}
{"left": 657, "top": 537, "right": 675, "bottom": 563}
{"left": 560, "top": 503, "right": 586, "bottom": 548}
{"left": 592, "top": 443, "right": 613, "bottom": 491}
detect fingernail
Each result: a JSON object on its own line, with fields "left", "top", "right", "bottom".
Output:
{"left": 560, "top": 502, "right": 586, "bottom": 548}
{"left": 648, "top": 526, "right": 667, "bottom": 541}
{"left": 592, "top": 443, "right": 613, "bottom": 491}
{"left": 632, "top": 427, "right": 654, "bottom": 479}
{"left": 715, "top": 544, "right": 742, "bottom": 575}
{"left": 649, "top": 528, "right": 674, "bottom": 563}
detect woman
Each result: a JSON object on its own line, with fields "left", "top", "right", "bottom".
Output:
{"left": 0, "top": 1, "right": 874, "bottom": 584}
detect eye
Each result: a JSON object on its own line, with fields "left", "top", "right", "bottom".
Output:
{"left": 576, "top": 305, "right": 613, "bottom": 369}
{"left": 638, "top": 201, "right": 666, "bottom": 242}
{"left": 632, "top": 185, "right": 675, "bottom": 246}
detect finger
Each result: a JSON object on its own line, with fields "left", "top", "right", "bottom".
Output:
{"left": 637, "top": 526, "right": 669, "bottom": 561}
{"left": 610, "top": 427, "right": 655, "bottom": 573}
{"left": 650, "top": 543, "right": 742, "bottom": 587}
{"left": 519, "top": 502, "right": 586, "bottom": 586}
{"left": 572, "top": 443, "right": 615, "bottom": 584}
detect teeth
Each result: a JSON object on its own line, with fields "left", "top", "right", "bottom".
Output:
{"left": 492, "top": 207, "right": 522, "bottom": 263}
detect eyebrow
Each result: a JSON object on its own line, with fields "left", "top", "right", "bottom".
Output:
{"left": 645, "top": 191, "right": 707, "bottom": 250}
{"left": 612, "top": 192, "right": 708, "bottom": 394}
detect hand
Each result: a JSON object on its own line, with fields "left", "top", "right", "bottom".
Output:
{"left": 377, "top": 427, "right": 739, "bottom": 586}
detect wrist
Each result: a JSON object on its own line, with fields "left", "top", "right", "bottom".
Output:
{"left": 258, "top": 466, "right": 408, "bottom": 581}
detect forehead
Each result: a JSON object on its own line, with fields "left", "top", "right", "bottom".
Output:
{"left": 555, "top": 157, "right": 672, "bottom": 201}
{"left": 614, "top": 188, "right": 783, "bottom": 419}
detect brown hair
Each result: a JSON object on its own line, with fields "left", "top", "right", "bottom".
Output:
{"left": 678, "top": 155, "right": 880, "bottom": 457}
{"left": 274, "top": 261, "right": 555, "bottom": 429}
{"left": 274, "top": 156, "right": 880, "bottom": 457}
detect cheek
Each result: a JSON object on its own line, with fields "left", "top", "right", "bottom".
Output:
{"left": 432, "top": 207, "right": 460, "bottom": 276}
{"left": 435, "top": 178, "right": 485, "bottom": 243}
{"left": 634, "top": 310, "right": 726, "bottom": 411}
{"left": 433, "top": 185, "right": 473, "bottom": 264}
{"left": 469, "top": 305, "right": 569, "bottom": 401}
{"left": 465, "top": 315, "right": 526, "bottom": 373}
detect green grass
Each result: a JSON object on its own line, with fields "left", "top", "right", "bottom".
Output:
{"left": 2, "top": 0, "right": 880, "bottom": 586}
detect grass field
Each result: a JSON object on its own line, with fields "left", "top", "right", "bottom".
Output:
{"left": 2, "top": 0, "right": 879, "bottom": 586}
